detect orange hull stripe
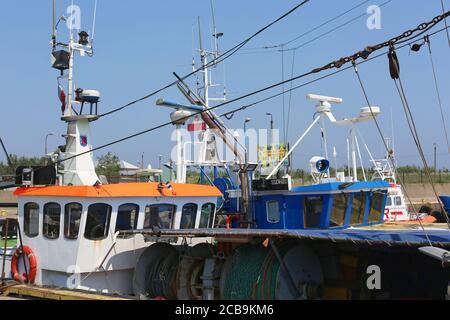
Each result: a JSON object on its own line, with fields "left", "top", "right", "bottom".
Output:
{"left": 14, "top": 182, "right": 222, "bottom": 198}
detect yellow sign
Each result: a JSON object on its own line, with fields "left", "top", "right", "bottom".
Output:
{"left": 258, "top": 144, "right": 289, "bottom": 175}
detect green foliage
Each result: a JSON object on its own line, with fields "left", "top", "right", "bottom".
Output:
{"left": 396, "top": 165, "right": 422, "bottom": 173}
{"left": 0, "top": 154, "right": 46, "bottom": 175}
{"left": 95, "top": 152, "right": 120, "bottom": 178}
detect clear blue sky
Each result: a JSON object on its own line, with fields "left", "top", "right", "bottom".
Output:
{"left": 0, "top": 0, "right": 449, "bottom": 169}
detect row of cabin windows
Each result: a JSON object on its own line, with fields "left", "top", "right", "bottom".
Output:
{"left": 386, "top": 196, "right": 402, "bottom": 207}
{"left": 265, "top": 192, "right": 385, "bottom": 228}
{"left": 24, "top": 202, "right": 216, "bottom": 240}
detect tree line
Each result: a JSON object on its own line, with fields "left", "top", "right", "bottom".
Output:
{"left": 0, "top": 154, "right": 447, "bottom": 180}
{"left": 0, "top": 152, "right": 120, "bottom": 178}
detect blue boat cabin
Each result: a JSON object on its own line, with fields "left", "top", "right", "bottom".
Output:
{"left": 252, "top": 181, "right": 390, "bottom": 230}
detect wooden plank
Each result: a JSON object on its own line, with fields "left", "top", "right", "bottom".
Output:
{"left": 4, "top": 285, "right": 132, "bottom": 300}
{"left": 360, "top": 222, "right": 450, "bottom": 230}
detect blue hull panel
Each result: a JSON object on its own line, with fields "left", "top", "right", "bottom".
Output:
{"left": 440, "top": 196, "right": 450, "bottom": 214}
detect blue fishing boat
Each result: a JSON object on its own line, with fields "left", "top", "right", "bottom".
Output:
{"left": 2, "top": 1, "right": 450, "bottom": 301}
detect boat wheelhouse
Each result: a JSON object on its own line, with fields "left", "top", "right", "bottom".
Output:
{"left": 253, "top": 181, "right": 389, "bottom": 230}
{"left": 12, "top": 182, "right": 221, "bottom": 294}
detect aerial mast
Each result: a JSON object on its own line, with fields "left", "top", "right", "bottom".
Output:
{"left": 50, "top": 0, "right": 101, "bottom": 186}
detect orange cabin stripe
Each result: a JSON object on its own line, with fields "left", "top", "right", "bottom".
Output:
{"left": 14, "top": 182, "right": 222, "bottom": 198}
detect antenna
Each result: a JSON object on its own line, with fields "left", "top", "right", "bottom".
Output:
{"left": 210, "top": 0, "right": 219, "bottom": 59}
{"left": 267, "top": 93, "right": 343, "bottom": 180}
{"left": 91, "top": 0, "right": 98, "bottom": 43}
{"left": 306, "top": 94, "right": 343, "bottom": 105}
{"left": 52, "top": 0, "right": 56, "bottom": 50}
{"left": 69, "top": 0, "right": 74, "bottom": 39}
{"left": 198, "top": 17, "right": 203, "bottom": 52}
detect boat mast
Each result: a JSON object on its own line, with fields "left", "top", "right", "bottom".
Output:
{"left": 197, "top": 15, "right": 250, "bottom": 224}
{"left": 198, "top": 17, "right": 209, "bottom": 109}
{"left": 51, "top": 0, "right": 100, "bottom": 186}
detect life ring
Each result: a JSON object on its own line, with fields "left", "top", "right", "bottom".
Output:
{"left": 11, "top": 245, "right": 37, "bottom": 283}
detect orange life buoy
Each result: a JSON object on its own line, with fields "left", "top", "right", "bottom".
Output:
{"left": 11, "top": 245, "right": 37, "bottom": 283}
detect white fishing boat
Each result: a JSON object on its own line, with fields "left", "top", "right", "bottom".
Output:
{"left": 1, "top": 1, "right": 450, "bottom": 301}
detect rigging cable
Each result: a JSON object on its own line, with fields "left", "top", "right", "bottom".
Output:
{"left": 242, "top": 0, "right": 373, "bottom": 50}
{"left": 98, "top": 0, "right": 311, "bottom": 118}
{"left": 281, "top": 0, "right": 371, "bottom": 47}
{"left": 281, "top": 45, "right": 286, "bottom": 143}
{"left": 241, "top": 0, "right": 394, "bottom": 54}
{"left": 425, "top": 36, "right": 450, "bottom": 154}
{"left": 312, "top": 11, "right": 450, "bottom": 74}
{"left": 285, "top": 50, "right": 297, "bottom": 147}
{"left": 92, "top": 0, "right": 98, "bottom": 42}
{"left": 52, "top": 25, "right": 450, "bottom": 171}
{"left": 389, "top": 45, "right": 450, "bottom": 229}
{"left": 441, "top": 0, "right": 450, "bottom": 47}
{"left": 17, "top": 24, "right": 450, "bottom": 181}
{"left": 0, "top": 136, "right": 12, "bottom": 168}
{"left": 287, "top": 0, "right": 394, "bottom": 52}
{"left": 351, "top": 59, "right": 434, "bottom": 245}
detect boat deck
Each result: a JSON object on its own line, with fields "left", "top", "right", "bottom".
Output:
{"left": 361, "top": 222, "right": 450, "bottom": 230}
{"left": 1, "top": 284, "right": 132, "bottom": 300}
{"left": 121, "top": 223, "right": 450, "bottom": 248}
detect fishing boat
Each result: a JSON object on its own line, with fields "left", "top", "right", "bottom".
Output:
{"left": 1, "top": 1, "right": 450, "bottom": 301}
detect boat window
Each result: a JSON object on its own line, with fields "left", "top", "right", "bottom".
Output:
{"left": 180, "top": 203, "right": 198, "bottom": 229}
{"left": 144, "top": 204, "right": 176, "bottom": 229}
{"left": 84, "top": 203, "right": 112, "bottom": 240}
{"left": 394, "top": 196, "right": 402, "bottom": 206}
{"left": 368, "top": 192, "right": 385, "bottom": 223}
{"left": 386, "top": 197, "right": 392, "bottom": 207}
{"left": 115, "top": 204, "right": 139, "bottom": 233}
{"left": 350, "top": 193, "right": 366, "bottom": 225}
{"left": 266, "top": 201, "right": 280, "bottom": 224}
{"left": 330, "top": 194, "right": 348, "bottom": 228}
{"left": 65, "top": 203, "right": 82, "bottom": 240}
{"left": 304, "top": 196, "right": 323, "bottom": 228}
{"left": 24, "top": 203, "right": 39, "bottom": 238}
{"left": 43, "top": 203, "right": 61, "bottom": 239}
{"left": 199, "top": 203, "right": 216, "bottom": 228}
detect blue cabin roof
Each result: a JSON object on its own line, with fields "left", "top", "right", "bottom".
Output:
{"left": 290, "top": 181, "right": 390, "bottom": 194}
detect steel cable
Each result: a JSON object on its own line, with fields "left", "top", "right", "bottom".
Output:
{"left": 425, "top": 37, "right": 450, "bottom": 154}
{"left": 11, "top": 24, "right": 450, "bottom": 183}
{"left": 351, "top": 61, "right": 434, "bottom": 246}
{"left": 99, "top": 0, "right": 311, "bottom": 118}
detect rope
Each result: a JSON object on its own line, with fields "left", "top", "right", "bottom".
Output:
{"left": 351, "top": 60, "right": 434, "bottom": 247}
{"left": 388, "top": 43, "right": 450, "bottom": 230}
{"left": 393, "top": 76, "right": 450, "bottom": 229}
